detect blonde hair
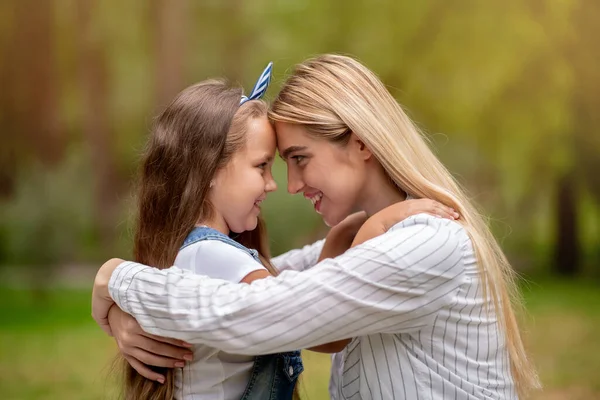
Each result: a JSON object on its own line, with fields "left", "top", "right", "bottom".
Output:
{"left": 269, "top": 54, "right": 540, "bottom": 398}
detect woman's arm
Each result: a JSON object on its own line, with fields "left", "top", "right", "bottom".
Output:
{"left": 306, "top": 202, "right": 458, "bottom": 354}
{"left": 272, "top": 200, "right": 457, "bottom": 270}
{"left": 271, "top": 239, "right": 326, "bottom": 272}
{"left": 352, "top": 199, "right": 459, "bottom": 246}
{"left": 94, "top": 215, "right": 466, "bottom": 355}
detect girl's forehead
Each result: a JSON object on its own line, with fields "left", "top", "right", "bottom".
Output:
{"left": 245, "top": 117, "right": 276, "bottom": 153}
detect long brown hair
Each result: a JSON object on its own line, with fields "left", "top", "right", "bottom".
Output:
{"left": 125, "top": 80, "right": 275, "bottom": 399}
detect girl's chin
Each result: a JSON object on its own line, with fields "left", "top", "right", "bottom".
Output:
{"left": 246, "top": 217, "right": 259, "bottom": 231}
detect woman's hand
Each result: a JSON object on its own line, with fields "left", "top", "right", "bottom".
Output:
{"left": 108, "top": 305, "right": 193, "bottom": 382}
{"left": 352, "top": 199, "right": 459, "bottom": 246}
{"left": 91, "top": 258, "right": 124, "bottom": 336}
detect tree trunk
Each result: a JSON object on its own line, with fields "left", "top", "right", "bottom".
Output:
{"left": 0, "top": 0, "right": 64, "bottom": 200}
{"left": 220, "top": 0, "right": 246, "bottom": 84}
{"left": 76, "top": 0, "right": 119, "bottom": 251}
{"left": 553, "top": 171, "right": 580, "bottom": 276}
{"left": 152, "top": 0, "right": 187, "bottom": 109}
{"left": 17, "top": 0, "right": 64, "bottom": 166}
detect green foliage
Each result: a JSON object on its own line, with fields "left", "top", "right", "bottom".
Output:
{"left": 0, "top": 0, "right": 598, "bottom": 272}
{"left": 0, "top": 150, "right": 96, "bottom": 266}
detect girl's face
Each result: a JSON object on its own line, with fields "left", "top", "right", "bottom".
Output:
{"left": 275, "top": 122, "right": 370, "bottom": 227}
{"left": 209, "top": 116, "right": 277, "bottom": 233}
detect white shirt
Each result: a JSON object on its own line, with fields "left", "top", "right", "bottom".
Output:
{"left": 109, "top": 214, "right": 516, "bottom": 400}
{"left": 172, "top": 240, "right": 266, "bottom": 400}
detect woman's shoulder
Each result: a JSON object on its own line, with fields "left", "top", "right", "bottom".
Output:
{"left": 390, "top": 212, "right": 467, "bottom": 234}
{"left": 386, "top": 213, "right": 471, "bottom": 251}
{"left": 353, "top": 213, "right": 470, "bottom": 283}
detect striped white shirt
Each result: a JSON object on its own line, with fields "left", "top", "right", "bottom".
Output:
{"left": 109, "top": 214, "right": 516, "bottom": 399}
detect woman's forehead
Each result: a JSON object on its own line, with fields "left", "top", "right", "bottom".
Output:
{"left": 274, "top": 123, "right": 313, "bottom": 148}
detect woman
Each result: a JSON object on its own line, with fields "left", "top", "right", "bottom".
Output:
{"left": 102, "top": 60, "right": 453, "bottom": 400}
{"left": 93, "top": 54, "right": 539, "bottom": 399}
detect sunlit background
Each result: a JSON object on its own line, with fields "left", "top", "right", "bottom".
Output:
{"left": 0, "top": 1, "right": 599, "bottom": 399}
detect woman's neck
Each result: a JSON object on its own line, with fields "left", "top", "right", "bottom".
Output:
{"left": 359, "top": 166, "right": 406, "bottom": 217}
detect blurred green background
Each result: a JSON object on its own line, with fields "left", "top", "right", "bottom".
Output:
{"left": 0, "top": 0, "right": 599, "bottom": 399}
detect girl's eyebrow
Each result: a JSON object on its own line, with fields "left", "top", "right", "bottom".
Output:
{"left": 259, "top": 153, "right": 274, "bottom": 163}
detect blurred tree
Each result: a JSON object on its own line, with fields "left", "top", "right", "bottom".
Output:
{"left": 469, "top": 0, "right": 600, "bottom": 275}
{"left": 152, "top": 0, "right": 187, "bottom": 108}
{"left": 553, "top": 0, "right": 600, "bottom": 276}
{"left": 0, "top": 0, "right": 598, "bottom": 278}
{"left": 0, "top": 0, "right": 65, "bottom": 198}
{"left": 76, "top": 0, "right": 120, "bottom": 252}
{"left": 220, "top": 0, "right": 248, "bottom": 83}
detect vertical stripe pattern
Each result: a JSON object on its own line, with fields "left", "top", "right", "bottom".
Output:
{"left": 109, "top": 214, "right": 517, "bottom": 399}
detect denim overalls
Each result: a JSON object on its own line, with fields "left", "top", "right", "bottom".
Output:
{"left": 181, "top": 227, "right": 304, "bottom": 400}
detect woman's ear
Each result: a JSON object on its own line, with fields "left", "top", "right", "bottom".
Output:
{"left": 350, "top": 132, "right": 373, "bottom": 161}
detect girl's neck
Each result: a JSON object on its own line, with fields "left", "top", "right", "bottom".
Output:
{"left": 197, "top": 213, "right": 230, "bottom": 236}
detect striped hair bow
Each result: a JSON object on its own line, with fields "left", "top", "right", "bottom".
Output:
{"left": 240, "top": 61, "right": 273, "bottom": 105}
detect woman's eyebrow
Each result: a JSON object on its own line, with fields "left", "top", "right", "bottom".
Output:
{"left": 280, "top": 145, "right": 307, "bottom": 160}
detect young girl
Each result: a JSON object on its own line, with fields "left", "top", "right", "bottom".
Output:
{"left": 119, "top": 63, "right": 451, "bottom": 400}
{"left": 124, "top": 72, "right": 303, "bottom": 399}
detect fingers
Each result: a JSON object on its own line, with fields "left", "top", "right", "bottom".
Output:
{"left": 420, "top": 199, "right": 459, "bottom": 220}
{"left": 433, "top": 201, "right": 459, "bottom": 220}
{"left": 126, "top": 345, "right": 189, "bottom": 368}
{"left": 143, "top": 332, "right": 193, "bottom": 349}
{"left": 132, "top": 335, "right": 194, "bottom": 362}
{"left": 124, "top": 355, "right": 166, "bottom": 384}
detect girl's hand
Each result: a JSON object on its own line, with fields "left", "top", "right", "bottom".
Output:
{"left": 378, "top": 199, "right": 459, "bottom": 230}
{"left": 108, "top": 305, "right": 193, "bottom": 383}
{"left": 319, "top": 212, "right": 368, "bottom": 261}
{"left": 352, "top": 199, "right": 459, "bottom": 247}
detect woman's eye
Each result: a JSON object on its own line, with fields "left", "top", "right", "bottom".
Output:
{"left": 292, "top": 155, "right": 305, "bottom": 164}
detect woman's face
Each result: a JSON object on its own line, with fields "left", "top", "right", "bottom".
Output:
{"left": 275, "top": 122, "right": 369, "bottom": 227}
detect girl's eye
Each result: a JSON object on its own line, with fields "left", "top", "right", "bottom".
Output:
{"left": 257, "top": 162, "right": 268, "bottom": 170}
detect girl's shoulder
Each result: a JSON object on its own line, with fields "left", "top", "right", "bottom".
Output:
{"left": 175, "top": 239, "right": 266, "bottom": 283}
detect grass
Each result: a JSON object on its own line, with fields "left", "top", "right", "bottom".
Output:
{"left": 0, "top": 279, "right": 599, "bottom": 399}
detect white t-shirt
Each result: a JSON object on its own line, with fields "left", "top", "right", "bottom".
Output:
{"left": 173, "top": 239, "right": 267, "bottom": 400}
